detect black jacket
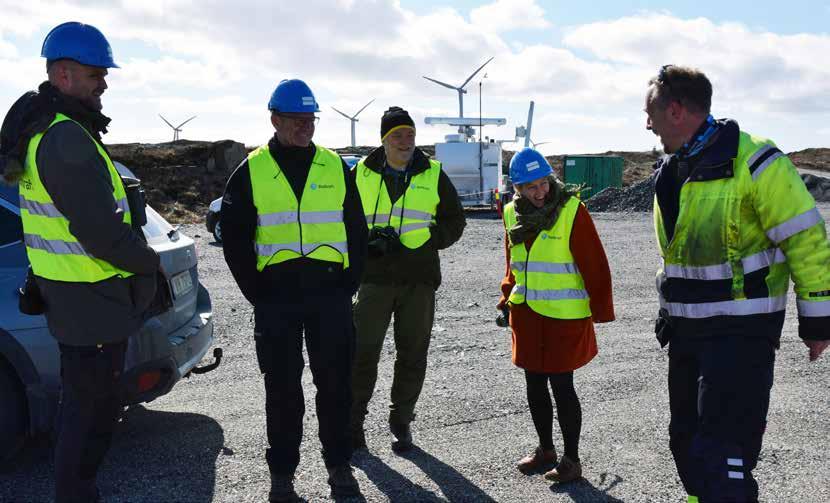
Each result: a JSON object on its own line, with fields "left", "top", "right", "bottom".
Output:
{"left": 0, "top": 83, "right": 159, "bottom": 346}
{"left": 352, "top": 146, "right": 466, "bottom": 289}
{"left": 221, "top": 136, "right": 368, "bottom": 305}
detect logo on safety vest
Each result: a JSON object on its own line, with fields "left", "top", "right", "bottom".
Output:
{"left": 310, "top": 183, "right": 334, "bottom": 190}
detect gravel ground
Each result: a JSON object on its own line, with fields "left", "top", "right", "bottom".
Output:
{"left": 2, "top": 208, "right": 829, "bottom": 503}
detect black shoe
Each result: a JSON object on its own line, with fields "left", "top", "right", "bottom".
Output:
{"left": 326, "top": 464, "right": 362, "bottom": 498}
{"left": 389, "top": 421, "right": 413, "bottom": 453}
{"left": 269, "top": 473, "right": 301, "bottom": 503}
{"left": 351, "top": 426, "right": 367, "bottom": 453}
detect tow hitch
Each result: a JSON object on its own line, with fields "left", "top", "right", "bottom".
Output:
{"left": 190, "top": 348, "right": 222, "bottom": 375}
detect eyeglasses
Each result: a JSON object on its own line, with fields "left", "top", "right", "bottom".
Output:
{"left": 276, "top": 114, "right": 319, "bottom": 126}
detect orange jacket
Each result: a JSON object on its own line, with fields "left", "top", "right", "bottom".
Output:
{"left": 498, "top": 204, "right": 615, "bottom": 373}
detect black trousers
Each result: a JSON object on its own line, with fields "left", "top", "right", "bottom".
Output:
{"left": 668, "top": 335, "right": 775, "bottom": 503}
{"left": 54, "top": 342, "right": 126, "bottom": 503}
{"left": 254, "top": 287, "right": 355, "bottom": 475}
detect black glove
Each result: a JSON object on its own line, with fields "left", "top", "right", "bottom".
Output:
{"left": 654, "top": 308, "right": 674, "bottom": 348}
{"left": 495, "top": 306, "right": 510, "bottom": 327}
{"left": 18, "top": 266, "right": 46, "bottom": 315}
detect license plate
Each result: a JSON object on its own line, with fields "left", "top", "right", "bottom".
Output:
{"left": 170, "top": 270, "right": 194, "bottom": 298}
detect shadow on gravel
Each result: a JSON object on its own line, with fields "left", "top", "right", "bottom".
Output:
{"left": 0, "top": 405, "right": 224, "bottom": 503}
{"left": 402, "top": 446, "right": 498, "bottom": 502}
{"left": 352, "top": 450, "right": 442, "bottom": 502}
{"left": 548, "top": 472, "right": 625, "bottom": 502}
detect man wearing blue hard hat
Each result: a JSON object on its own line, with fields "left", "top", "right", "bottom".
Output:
{"left": 0, "top": 21, "right": 160, "bottom": 503}
{"left": 221, "top": 79, "right": 368, "bottom": 501}
{"left": 498, "top": 148, "right": 614, "bottom": 484}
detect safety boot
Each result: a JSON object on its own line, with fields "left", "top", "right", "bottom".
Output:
{"left": 517, "top": 446, "right": 557, "bottom": 474}
{"left": 326, "top": 464, "right": 362, "bottom": 498}
{"left": 269, "top": 473, "right": 301, "bottom": 502}
{"left": 389, "top": 421, "right": 413, "bottom": 453}
{"left": 543, "top": 455, "right": 582, "bottom": 483}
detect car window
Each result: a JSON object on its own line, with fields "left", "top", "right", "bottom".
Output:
{"left": 0, "top": 202, "right": 23, "bottom": 248}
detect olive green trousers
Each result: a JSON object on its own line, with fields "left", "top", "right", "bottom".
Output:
{"left": 350, "top": 282, "right": 435, "bottom": 428}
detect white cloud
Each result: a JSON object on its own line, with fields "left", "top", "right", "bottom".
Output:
{"left": 470, "top": 0, "right": 551, "bottom": 33}
{"left": 0, "top": 3, "right": 829, "bottom": 153}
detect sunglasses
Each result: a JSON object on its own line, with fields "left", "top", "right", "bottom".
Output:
{"left": 657, "top": 64, "right": 674, "bottom": 92}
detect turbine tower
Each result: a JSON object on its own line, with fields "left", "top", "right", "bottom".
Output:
{"left": 331, "top": 99, "right": 375, "bottom": 147}
{"left": 423, "top": 57, "right": 493, "bottom": 119}
{"left": 524, "top": 101, "right": 535, "bottom": 148}
{"left": 159, "top": 114, "right": 197, "bottom": 142}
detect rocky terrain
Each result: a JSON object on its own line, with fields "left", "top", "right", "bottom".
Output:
{"left": 108, "top": 140, "right": 830, "bottom": 222}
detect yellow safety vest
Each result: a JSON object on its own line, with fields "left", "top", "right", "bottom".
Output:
{"left": 654, "top": 130, "right": 830, "bottom": 319}
{"left": 354, "top": 159, "right": 441, "bottom": 249}
{"left": 503, "top": 197, "right": 592, "bottom": 319}
{"left": 19, "top": 113, "right": 134, "bottom": 282}
{"left": 248, "top": 145, "right": 349, "bottom": 271}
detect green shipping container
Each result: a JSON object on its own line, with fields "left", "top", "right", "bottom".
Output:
{"left": 562, "top": 155, "right": 623, "bottom": 200}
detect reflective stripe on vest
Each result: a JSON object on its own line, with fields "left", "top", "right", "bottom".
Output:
{"left": 503, "top": 197, "right": 591, "bottom": 320}
{"left": 19, "top": 113, "right": 134, "bottom": 282}
{"left": 354, "top": 159, "right": 441, "bottom": 249}
{"left": 248, "top": 145, "right": 349, "bottom": 271}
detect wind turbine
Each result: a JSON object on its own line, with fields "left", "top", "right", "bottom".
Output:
{"left": 331, "top": 99, "right": 374, "bottom": 147}
{"left": 530, "top": 138, "right": 550, "bottom": 149}
{"left": 159, "top": 114, "right": 197, "bottom": 142}
{"left": 423, "top": 57, "right": 493, "bottom": 119}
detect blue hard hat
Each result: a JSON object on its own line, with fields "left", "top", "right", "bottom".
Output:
{"left": 509, "top": 148, "right": 553, "bottom": 185}
{"left": 268, "top": 79, "right": 320, "bottom": 112}
{"left": 41, "top": 21, "right": 118, "bottom": 68}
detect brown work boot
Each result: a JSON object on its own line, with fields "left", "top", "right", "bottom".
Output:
{"left": 543, "top": 455, "right": 582, "bottom": 483}
{"left": 517, "top": 446, "right": 557, "bottom": 474}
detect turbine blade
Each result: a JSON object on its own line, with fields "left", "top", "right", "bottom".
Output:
{"left": 176, "top": 116, "right": 197, "bottom": 128}
{"left": 331, "top": 107, "right": 353, "bottom": 120}
{"left": 159, "top": 114, "right": 176, "bottom": 129}
{"left": 354, "top": 98, "right": 375, "bottom": 118}
{"left": 460, "top": 56, "right": 494, "bottom": 89}
{"left": 423, "top": 76, "right": 459, "bottom": 91}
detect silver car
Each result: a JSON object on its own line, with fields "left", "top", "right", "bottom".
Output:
{"left": 0, "top": 162, "right": 220, "bottom": 465}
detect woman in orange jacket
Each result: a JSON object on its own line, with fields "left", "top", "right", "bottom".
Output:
{"left": 498, "top": 148, "right": 615, "bottom": 483}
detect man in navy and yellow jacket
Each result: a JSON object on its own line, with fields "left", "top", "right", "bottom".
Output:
{"left": 645, "top": 65, "right": 830, "bottom": 503}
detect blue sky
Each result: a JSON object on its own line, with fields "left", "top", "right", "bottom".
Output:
{"left": 1, "top": 1, "right": 829, "bottom": 155}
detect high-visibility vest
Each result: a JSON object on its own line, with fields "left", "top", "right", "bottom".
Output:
{"left": 248, "top": 145, "right": 349, "bottom": 271}
{"left": 354, "top": 159, "right": 440, "bottom": 249}
{"left": 19, "top": 113, "right": 134, "bottom": 282}
{"left": 654, "top": 130, "right": 830, "bottom": 319}
{"left": 503, "top": 196, "right": 592, "bottom": 319}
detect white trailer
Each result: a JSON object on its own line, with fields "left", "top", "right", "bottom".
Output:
{"left": 425, "top": 117, "right": 506, "bottom": 207}
{"left": 435, "top": 138, "right": 502, "bottom": 206}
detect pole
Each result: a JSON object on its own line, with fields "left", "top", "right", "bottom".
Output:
{"left": 479, "top": 80, "right": 484, "bottom": 203}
